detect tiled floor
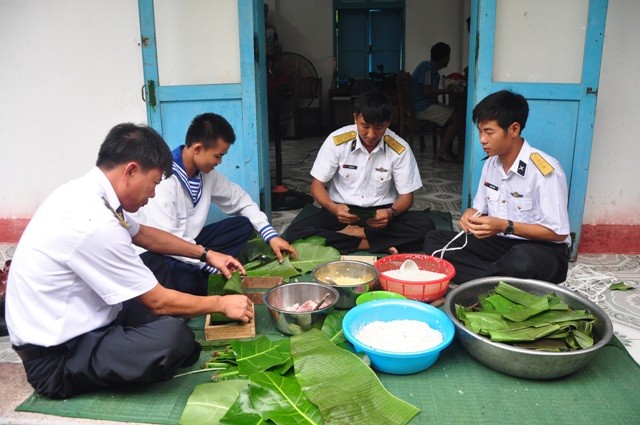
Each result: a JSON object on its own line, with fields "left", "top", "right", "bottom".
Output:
{"left": 1, "top": 136, "right": 639, "bottom": 368}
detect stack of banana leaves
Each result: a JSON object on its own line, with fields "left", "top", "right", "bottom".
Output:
{"left": 240, "top": 235, "right": 341, "bottom": 279}
{"left": 455, "top": 281, "right": 596, "bottom": 351}
{"left": 178, "top": 314, "right": 420, "bottom": 425}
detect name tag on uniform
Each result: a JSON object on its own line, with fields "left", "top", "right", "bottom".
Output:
{"left": 484, "top": 181, "right": 498, "bottom": 191}
{"left": 342, "top": 164, "right": 357, "bottom": 169}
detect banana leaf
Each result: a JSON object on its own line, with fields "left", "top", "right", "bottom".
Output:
{"left": 291, "top": 329, "right": 420, "bottom": 425}
{"left": 573, "top": 329, "right": 594, "bottom": 348}
{"left": 547, "top": 295, "right": 569, "bottom": 310}
{"left": 179, "top": 379, "right": 250, "bottom": 425}
{"left": 456, "top": 309, "right": 510, "bottom": 334}
{"left": 291, "top": 236, "right": 327, "bottom": 245}
{"left": 501, "top": 297, "right": 550, "bottom": 322}
{"left": 484, "top": 294, "right": 525, "bottom": 315}
{"left": 488, "top": 324, "right": 561, "bottom": 342}
{"left": 232, "top": 336, "right": 289, "bottom": 376}
{"left": 610, "top": 281, "right": 632, "bottom": 291}
{"left": 320, "top": 311, "right": 347, "bottom": 345}
{"left": 223, "top": 271, "right": 245, "bottom": 295}
{"left": 514, "top": 338, "right": 571, "bottom": 351}
{"left": 220, "top": 385, "right": 272, "bottom": 425}
{"left": 248, "top": 371, "right": 323, "bottom": 425}
{"left": 495, "top": 281, "right": 548, "bottom": 306}
{"left": 245, "top": 256, "right": 300, "bottom": 279}
{"left": 242, "top": 236, "right": 276, "bottom": 262}
{"left": 514, "top": 310, "right": 595, "bottom": 328}
{"left": 289, "top": 242, "right": 340, "bottom": 274}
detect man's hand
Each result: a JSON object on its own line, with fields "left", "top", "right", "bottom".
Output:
{"left": 333, "top": 203, "right": 360, "bottom": 225}
{"left": 463, "top": 210, "right": 503, "bottom": 239}
{"left": 366, "top": 208, "right": 392, "bottom": 229}
{"left": 268, "top": 236, "right": 298, "bottom": 263}
{"left": 205, "top": 250, "right": 246, "bottom": 278}
{"left": 218, "top": 294, "right": 254, "bottom": 323}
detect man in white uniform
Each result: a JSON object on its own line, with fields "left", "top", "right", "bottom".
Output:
{"left": 6, "top": 123, "right": 253, "bottom": 399}
{"left": 424, "top": 91, "right": 571, "bottom": 283}
{"left": 286, "top": 91, "right": 435, "bottom": 254}
{"left": 135, "top": 113, "right": 297, "bottom": 295}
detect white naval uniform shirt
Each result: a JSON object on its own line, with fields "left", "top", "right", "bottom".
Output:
{"left": 133, "top": 168, "right": 273, "bottom": 267}
{"left": 6, "top": 167, "right": 158, "bottom": 347}
{"left": 311, "top": 125, "right": 422, "bottom": 207}
{"left": 472, "top": 140, "right": 571, "bottom": 246}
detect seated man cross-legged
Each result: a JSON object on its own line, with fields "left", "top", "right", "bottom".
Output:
{"left": 6, "top": 123, "right": 253, "bottom": 399}
{"left": 135, "top": 112, "right": 297, "bottom": 296}
{"left": 424, "top": 90, "right": 571, "bottom": 284}
{"left": 286, "top": 91, "right": 435, "bottom": 254}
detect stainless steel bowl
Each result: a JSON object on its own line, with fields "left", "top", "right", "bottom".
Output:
{"left": 312, "top": 260, "right": 379, "bottom": 309}
{"left": 444, "top": 277, "right": 614, "bottom": 379}
{"left": 263, "top": 282, "right": 339, "bottom": 335}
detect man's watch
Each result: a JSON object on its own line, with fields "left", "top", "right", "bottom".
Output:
{"left": 504, "top": 220, "right": 514, "bottom": 235}
{"left": 199, "top": 246, "right": 210, "bottom": 262}
{"left": 390, "top": 207, "right": 398, "bottom": 218}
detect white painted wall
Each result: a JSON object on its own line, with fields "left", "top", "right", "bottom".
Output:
{"left": 586, "top": 0, "right": 640, "bottom": 224}
{"left": 0, "top": 0, "right": 147, "bottom": 216}
{"left": 1, "top": 0, "right": 638, "bottom": 227}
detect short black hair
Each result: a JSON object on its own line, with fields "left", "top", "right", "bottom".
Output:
{"left": 472, "top": 90, "right": 529, "bottom": 133}
{"left": 185, "top": 113, "right": 236, "bottom": 148}
{"left": 352, "top": 91, "right": 391, "bottom": 125}
{"left": 96, "top": 123, "right": 173, "bottom": 177}
{"left": 431, "top": 42, "right": 451, "bottom": 62}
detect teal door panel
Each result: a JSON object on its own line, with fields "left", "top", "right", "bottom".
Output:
{"left": 370, "top": 9, "right": 402, "bottom": 73}
{"left": 337, "top": 10, "right": 368, "bottom": 79}
{"left": 464, "top": 0, "right": 608, "bottom": 258}
{"left": 138, "top": 0, "right": 269, "bottom": 224}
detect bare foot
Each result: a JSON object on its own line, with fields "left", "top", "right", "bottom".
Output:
{"left": 338, "top": 225, "right": 366, "bottom": 239}
{"left": 388, "top": 247, "right": 399, "bottom": 255}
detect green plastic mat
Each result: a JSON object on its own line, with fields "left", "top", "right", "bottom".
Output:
{"left": 16, "top": 305, "right": 640, "bottom": 424}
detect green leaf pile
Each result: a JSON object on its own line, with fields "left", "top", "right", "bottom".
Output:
{"left": 241, "top": 236, "right": 340, "bottom": 280}
{"left": 455, "top": 281, "right": 597, "bottom": 351}
{"left": 179, "top": 314, "right": 419, "bottom": 425}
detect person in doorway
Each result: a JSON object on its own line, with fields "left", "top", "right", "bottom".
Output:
{"left": 285, "top": 91, "right": 435, "bottom": 254}
{"left": 423, "top": 90, "right": 571, "bottom": 283}
{"left": 135, "top": 112, "right": 297, "bottom": 296}
{"left": 413, "top": 42, "right": 463, "bottom": 163}
{"left": 6, "top": 123, "right": 253, "bottom": 399}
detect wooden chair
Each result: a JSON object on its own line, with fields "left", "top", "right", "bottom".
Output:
{"left": 396, "top": 70, "right": 440, "bottom": 156}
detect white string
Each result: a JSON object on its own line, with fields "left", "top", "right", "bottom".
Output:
{"left": 431, "top": 230, "right": 467, "bottom": 258}
{"left": 559, "top": 263, "right": 618, "bottom": 304}
{"left": 431, "top": 211, "right": 483, "bottom": 258}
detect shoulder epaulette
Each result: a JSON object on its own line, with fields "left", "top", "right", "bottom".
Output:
{"left": 530, "top": 152, "right": 554, "bottom": 176}
{"left": 333, "top": 131, "right": 357, "bottom": 146}
{"left": 384, "top": 135, "right": 405, "bottom": 154}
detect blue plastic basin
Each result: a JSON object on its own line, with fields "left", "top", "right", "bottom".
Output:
{"left": 342, "top": 299, "right": 455, "bottom": 375}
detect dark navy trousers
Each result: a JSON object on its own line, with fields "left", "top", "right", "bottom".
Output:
{"left": 423, "top": 229, "right": 569, "bottom": 284}
{"left": 141, "top": 216, "right": 253, "bottom": 295}
{"left": 15, "top": 300, "right": 201, "bottom": 399}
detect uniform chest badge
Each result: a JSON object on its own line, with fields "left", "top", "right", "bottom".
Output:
{"left": 484, "top": 181, "right": 499, "bottom": 191}
{"left": 102, "top": 196, "right": 129, "bottom": 229}
{"left": 375, "top": 167, "right": 388, "bottom": 173}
